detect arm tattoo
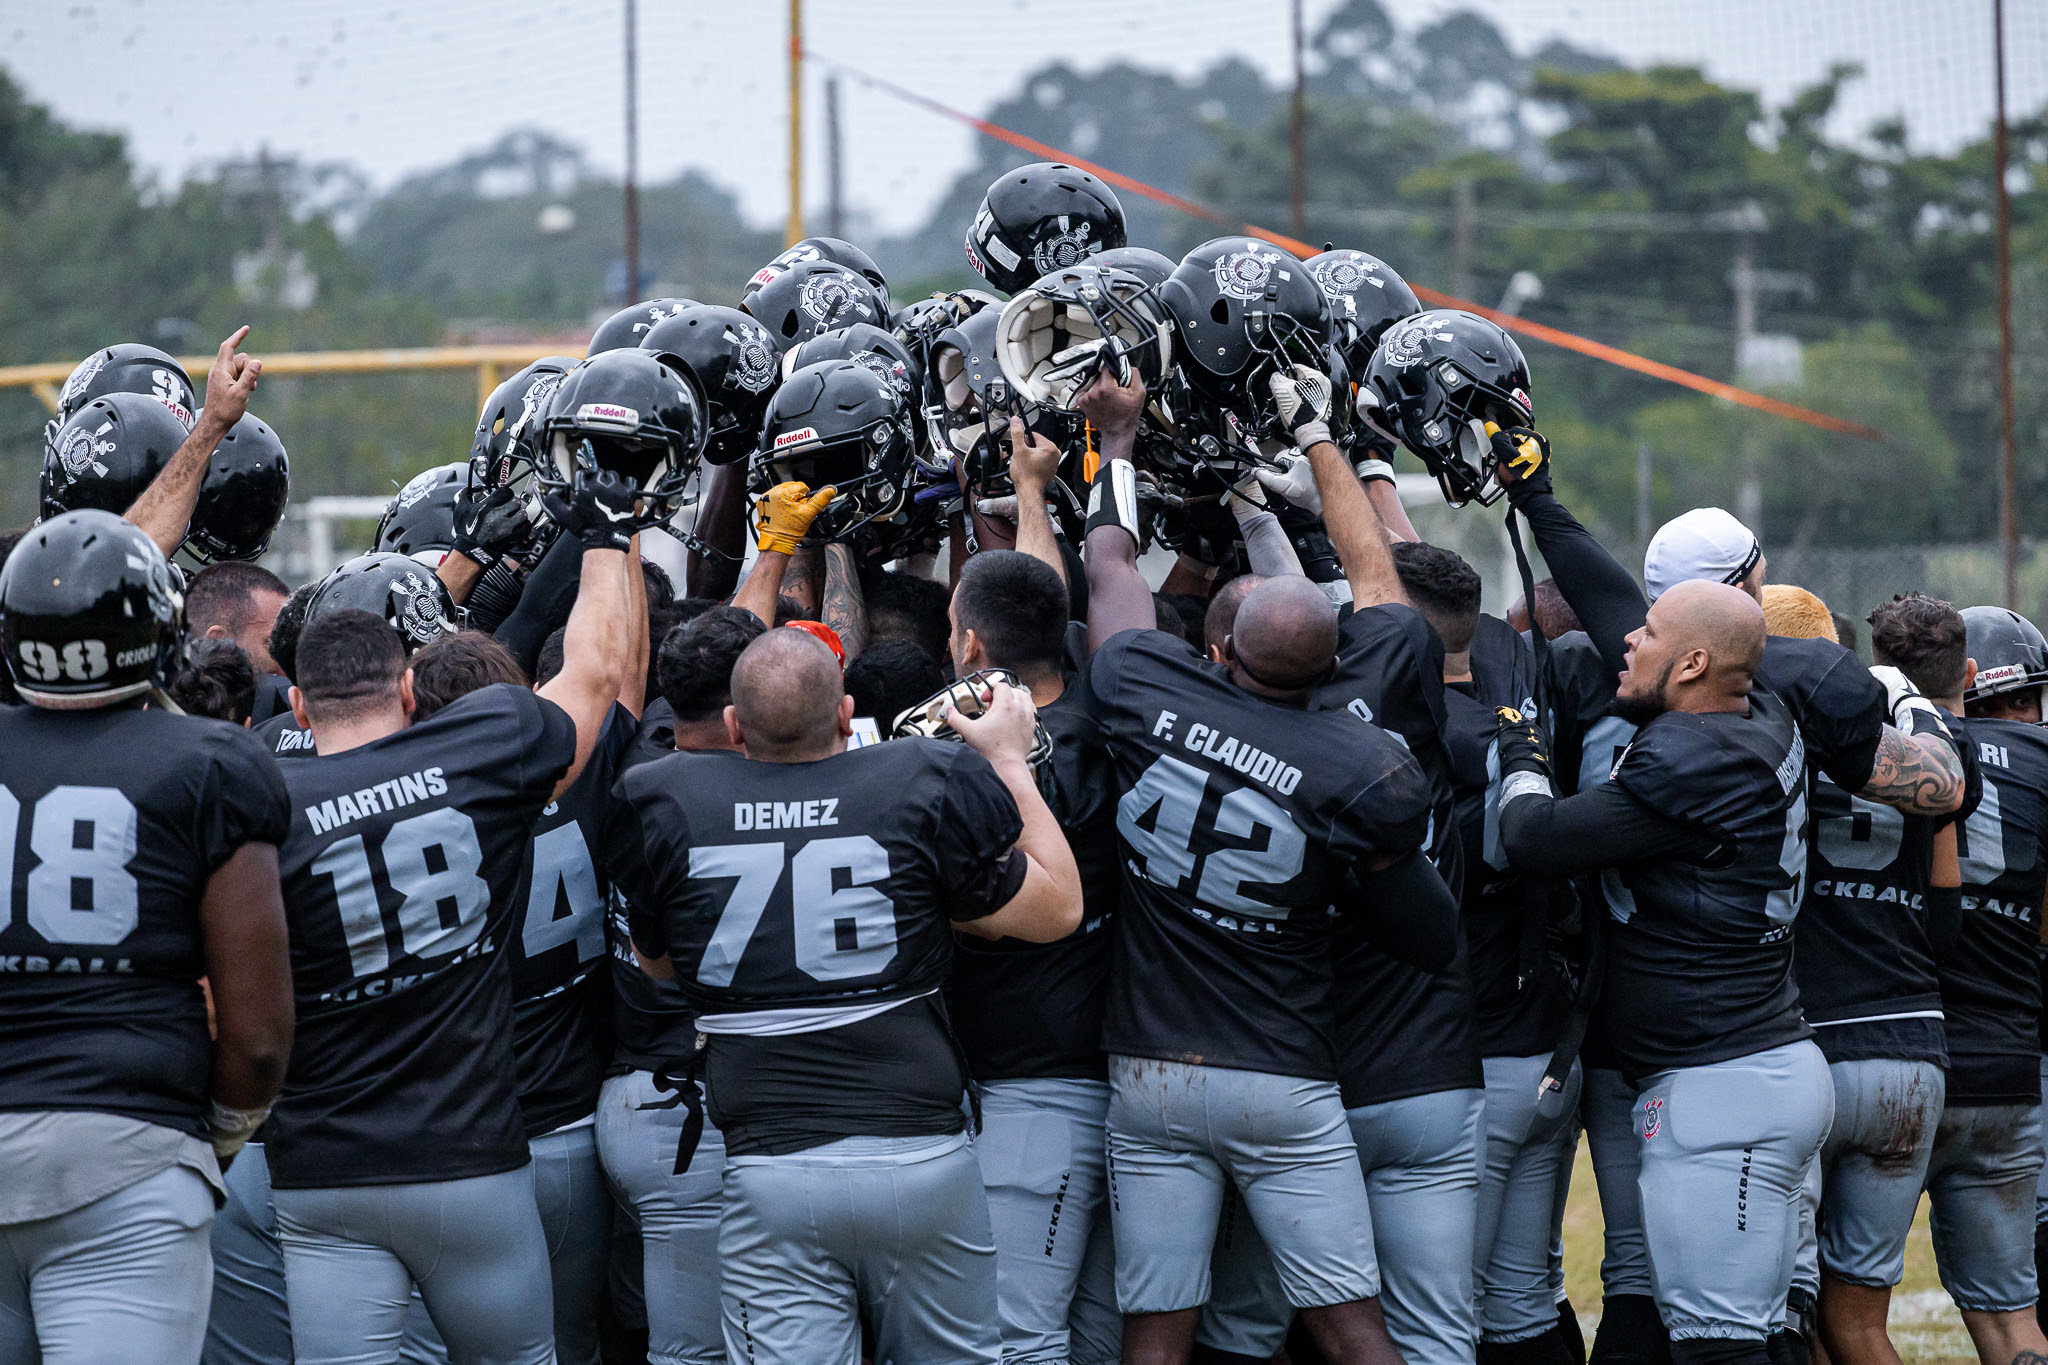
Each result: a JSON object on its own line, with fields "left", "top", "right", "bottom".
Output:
{"left": 1860, "top": 725, "right": 1965, "bottom": 817}
{"left": 779, "top": 546, "right": 823, "bottom": 616}
{"left": 821, "top": 544, "right": 868, "bottom": 660}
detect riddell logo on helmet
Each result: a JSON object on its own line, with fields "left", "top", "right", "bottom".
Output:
{"left": 576, "top": 403, "right": 639, "bottom": 427}
{"left": 1978, "top": 663, "right": 2028, "bottom": 686}
{"left": 774, "top": 427, "right": 820, "bottom": 449}
{"left": 751, "top": 267, "right": 781, "bottom": 287}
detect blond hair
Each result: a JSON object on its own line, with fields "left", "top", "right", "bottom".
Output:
{"left": 1761, "top": 584, "right": 1838, "bottom": 642}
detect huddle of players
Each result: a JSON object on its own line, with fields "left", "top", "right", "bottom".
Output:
{"left": 1, "top": 154, "right": 2045, "bottom": 1365}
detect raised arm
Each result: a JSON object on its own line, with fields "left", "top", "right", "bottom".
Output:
{"left": 944, "top": 682, "right": 1083, "bottom": 943}
{"left": 199, "top": 842, "right": 293, "bottom": 1166}
{"left": 820, "top": 542, "right": 868, "bottom": 662}
{"left": 687, "top": 462, "right": 751, "bottom": 601}
{"left": 731, "top": 481, "right": 834, "bottom": 628}
{"left": 1498, "top": 431, "right": 1645, "bottom": 675}
{"left": 534, "top": 471, "right": 640, "bottom": 799}
{"left": 1269, "top": 367, "right": 1406, "bottom": 609}
{"left": 620, "top": 535, "right": 649, "bottom": 717}
{"left": 1076, "top": 369, "right": 1156, "bottom": 652}
{"left": 1005, "top": 417, "right": 1068, "bottom": 592}
{"left": 125, "top": 327, "right": 261, "bottom": 556}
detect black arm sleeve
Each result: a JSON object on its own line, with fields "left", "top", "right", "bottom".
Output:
{"left": 493, "top": 533, "right": 585, "bottom": 676}
{"left": 1352, "top": 848, "right": 1460, "bottom": 971}
{"left": 1507, "top": 481, "right": 1646, "bottom": 681}
{"left": 1925, "top": 882, "right": 1963, "bottom": 962}
{"left": 1499, "top": 779, "right": 1716, "bottom": 877}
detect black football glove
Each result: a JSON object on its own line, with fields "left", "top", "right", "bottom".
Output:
{"left": 1494, "top": 704, "right": 1553, "bottom": 782}
{"left": 542, "top": 468, "right": 638, "bottom": 552}
{"left": 451, "top": 485, "right": 532, "bottom": 567}
{"left": 1492, "top": 425, "right": 1552, "bottom": 500}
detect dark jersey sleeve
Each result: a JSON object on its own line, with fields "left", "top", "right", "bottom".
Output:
{"left": 604, "top": 761, "right": 682, "bottom": 961}
{"left": 1760, "top": 637, "right": 1886, "bottom": 794}
{"left": 1501, "top": 775, "right": 1716, "bottom": 877}
{"left": 194, "top": 727, "right": 293, "bottom": 869}
{"left": 934, "top": 749, "right": 1027, "bottom": 923}
{"left": 1505, "top": 480, "right": 1646, "bottom": 679}
{"left": 1328, "top": 749, "right": 1433, "bottom": 868}
{"left": 494, "top": 535, "right": 586, "bottom": 676}
{"left": 509, "top": 689, "right": 580, "bottom": 801}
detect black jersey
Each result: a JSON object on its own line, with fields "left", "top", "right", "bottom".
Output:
{"left": 254, "top": 707, "right": 316, "bottom": 761}
{"left": 604, "top": 717, "right": 700, "bottom": 1074}
{"left": 508, "top": 704, "right": 632, "bottom": 1136}
{"left": 1539, "top": 630, "right": 1630, "bottom": 798}
{"left": 1795, "top": 708, "right": 1975, "bottom": 1067}
{"left": 1595, "top": 690, "right": 1814, "bottom": 1079}
{"left": 266, "top": 685, "right": 576, "bottom": 1188}
{"left": 0, "top": 706, "right": 289, "bottom": 1137}
{"left": 1314, "top": 602, "right": 1479, "bottom": 1102}
{"left": 607, "top": 739, "right": 1026, "bottom": 1154}
{"left": 1090, "top": 628, "right": 1432, "bottom": 1081}
{"left": 1945, "top": 717, "right": 2048, "bottom": 1104}
{"left": 946, "top": 683, "right": 1119, "bottom": 1082}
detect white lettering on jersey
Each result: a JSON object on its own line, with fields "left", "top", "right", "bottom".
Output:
{"left": 1151, "top": 710, "right": 1178, "bottom": 739}
{"left": 1178, "top": 722, "right": 1303, "bottom": 796}
{"left": 305, "top": 766, "right": 449, "bottom": 835}
{"left": 733, "top": 799, "right": 840, "bottom": 831}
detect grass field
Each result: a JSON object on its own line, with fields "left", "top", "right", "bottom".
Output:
{"left": 1559, "top": 1146, "right": 1980, "bottom": 1365}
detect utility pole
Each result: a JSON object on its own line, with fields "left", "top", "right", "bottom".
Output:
{"left": 1451, "top": 175, "right": 1475, "bottom": 303}
{"left": 622, "top": 0, "right": 640, "bottom": 304}
{"left": 1289, "top": 0, "right": 1306, "bottom": 242}
{"left": 786, "top": 0, "right": 804, "bottom": 248}
{"left": 1995, "top": 0, "right": 2018, "bottom": 608}
{"left": 826, "top": 72, "right": 844, "bottom": 240}
{"left": 1636, "top": 441, "right": 1653, "bottom": 546}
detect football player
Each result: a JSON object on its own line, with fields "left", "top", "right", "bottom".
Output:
{"left": 1929, "top": 607, "right": 2048, "bottom": 1365}
{"left": 0, "top": 511, "right": 293, "bottom": 1365}
{"left": 1795, "top": 593, "right": 1976, "bottom": 1365}
{"left": 1076, "top": 363, "right": 1458, "bottom": 1365}
{"left": 608, "top": 628, "right": 1083, "bottom": 1364}
{"left": 1497, "top": 581, "right": 1832, "bottom": 1365}
{"left": 185, "top": 561, "right": 292, "bottom": 722}
{"left": 261, "top": 467, "right": 637, "bottom": 1364}
{"left": 122, "top": 327, "right": 263, "bottom": 557}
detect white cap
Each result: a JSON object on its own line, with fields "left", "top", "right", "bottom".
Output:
{"left": 1643, "top": 507, "right": 1762, "bottom": 602}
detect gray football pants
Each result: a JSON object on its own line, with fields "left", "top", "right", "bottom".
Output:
{"left": 719, "top": 1131, "right": 1000, "bottom": 1365}
{"left": 202, "top": 1141, "right": 291, "bottom": 1365}
{"left": 1926, "top": 1098, "right": 2045, "bottom": 1312}
{"left": 273, "top": 1165, "right": 556, "bottom": 1365}
{"left": 973, "top": 1078, "right": 1119, "bottom": 1365}
{"left": 1634, "top": 1040, "right": 1835, "bottom": 1341}
{"left": 397, "top": 1127, "right": 610, "bottom": 1365}
{"left": 1194, "top": 1086, "right": 1483, "bottom": 1365}
{"left": 1583, "top": 1066, "right": 1653, "bottom": 1299}
{"left": 1476, "top": 1055, "right": 1583, "bottom": 1344}
{"left": 596, "top": 1070, "right": 725, "bottom": 1365}
{"left": 1815, "top": 1058, "right": 1944, "bottom": 1289}
{"left": 0, "top": 1164, "right": 216, "bottom": 1365}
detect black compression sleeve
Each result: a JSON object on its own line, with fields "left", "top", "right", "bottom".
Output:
{"left": 1352, "top": 848, "right": 1460, "bottom": 971}
{"left": 1507, "top": 481, "right": 1646, "bottom": 680}
{"left": 1499, "top": 779, "right": 1715, "bottom": 877}
{"left": 1925, "top": 882, "right": 1963, "bottom": 961}
{"left": 493, "top": 534, "right": 584, "bottom": 676}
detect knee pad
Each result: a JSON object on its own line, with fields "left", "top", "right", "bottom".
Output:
{"left": 1558, "top": 1297, "right": 1587, "bottom": 1365}
{"left": 1670, "top": 1340, "right": 1772, "bottom": 1365}
{"left": 1480, "top": 1326, "right": 1579, "bottom": 1365}
{"left": 1589, "top": 1294, "right": 1672, "bottom": 1365}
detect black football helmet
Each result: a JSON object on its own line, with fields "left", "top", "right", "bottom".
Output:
{"left": 782, "top": 323, "right": 922, "bottom": 411}
{"left": 926, "top": 306, "right": 1037, "bottom": 492}
{"left": 749, "top": 237, "right": 889, "bottom": 312}
{"left": 307, "top": 552, "right": 463, "bottom": 655}
{"left": 751, "top": 359, "right": 917, "bottom": 542}
{"left": 2, "top": 509, "right": 186, "bottom": 709}
{"left": 588, "top": 298, "right": 699, "bottom": 356}
{"left": 1160, "top": 237, "right": 1329, "bottom": 433}
{"left": 741, "top": 260, "right": 889, "bottom": 353}
{"left": 639, "top": 305, "right": 782, "bottom": 468}
{"left": 995, "top": 263, "right": 1174, "bottom": 411}
{"left": 538, "top": 350, "right": 706, "bottom": 531}
{"left": 1362, "top": 310, "right": 1533, "bottom": 507}
{"left": 966, "top": 162, "right": 1127, "bottom": 295}
{"left": 40, "top": 391, "right": 192, "bottom": 523}
{"left": 185, "top": 411, "right": 290, "bottom": 563}
{"left": 472, "top": 357, "right": 577, "bottom": 491}
{"left": 54, "top": 343, "right": 196, "bottom": 429}
{"left": 375, "top": 463, "right": 465, "bottom": 562}
{"left": 1090, "top": 246, "right": 1177, "bottom": 290}
{"left": 1963, "top": 606, "right": 2048, "bottom": 704}
{"left": 1306, "top": 249, "right": 1421, "bottom": 377}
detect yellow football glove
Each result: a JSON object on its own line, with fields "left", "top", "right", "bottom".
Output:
{"left": 1486, "top": 421, "right": 1550, "bottom": 486}
{"left": 753, "top": 481, "right": 836, "bottom": 556}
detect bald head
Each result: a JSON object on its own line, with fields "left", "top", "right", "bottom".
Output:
{"left": 1203, "top": 574, "right": 1264, "bottom": 659}
{"left": 729, "top": 629, "right": 847, "bottom": 760}
{"left": 1227, "top": 576, "right": 1339, "bottom": 695}
{"left": 1658, "top": 580, "right": 1766, "bottom": 681}
{"left": 1616, "top": 579, "right": 1764, "bottom": 723}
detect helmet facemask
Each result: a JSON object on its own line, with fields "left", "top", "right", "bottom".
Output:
{"left": 995, "top": 267, "right": 1174, "bottom": 413}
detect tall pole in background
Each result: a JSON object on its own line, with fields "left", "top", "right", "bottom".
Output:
{"left": 1995, "top": 0, "right": 2018, "bottom": 608}
{"left": 622, "top": 0, "right": 640, "bottom": 303}
{"left": 826, "top": 73, "right": 844, "bottom": 240}
{"left": 786, "top": 0, "right": 805, "bottom": 248}
{"left": 1289, "top": 0, "right": 1306, "bottom": 242}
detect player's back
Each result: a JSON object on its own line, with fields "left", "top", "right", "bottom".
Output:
{"left": 0, "top": 704, "right": 289, "bottom": 1137}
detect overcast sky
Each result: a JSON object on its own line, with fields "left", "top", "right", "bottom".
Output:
{"left": 6, "top": 0, "right": 2042, "bottom": 236}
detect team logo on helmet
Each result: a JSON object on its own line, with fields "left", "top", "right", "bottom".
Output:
{"left": 632, "top": 302, "right": 687, "bottom": 340}
{"left": 1310, "top": 255, "right": 1375, "bottom": 298}
{"left": 1030, "top": 219, "right": 1097, "bottom": 276}
{"left": 393, "top": 468, "right": 443, "bottom": 509}
{"left": 1380, "top": 313, "right": 1455, "bottom": 368}
{"left": 847, "top": 351, "right": 912, "bottom": 402}
{"left": 799, "top": 272, "right": 867, "bottom": 326}
{"left": 59, "top": 352, "right": 109, "bottom": 408}
{"left": 728, "top": 325, "right": 778, "bottom": 394}
{"left": 393, "top": 571, "right": 449, "bottom": 645}
{"left": 56, "top": 422, "right": 114, "bottom": 478}
{"left": 1211, "top": 247, "right": 1281, "bottom": 303}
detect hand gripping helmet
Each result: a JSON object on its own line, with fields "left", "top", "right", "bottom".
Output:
{"left": 640, "top": 306, "right": 782, "bottom": 467}
{"left": 1159, "top": 237, "right": 1329, "bottom": 432}
{"left": 307, "top": 552, "right": 463, "bottom": 655}
{"left": 41, "top": 391, "right": 192, "bottom": 523}
{"left": 748, "top": 237, "right": 889, "bottom": 313}
{"left": 925, "top": 305, "right": 1058, "bottom": 494}
{"left": 185, "top": 411, "right": 290, "bottom": 563}
{"left": 741, "top": 260, "right": 889, "bottom": 353}
{"left": 587, "top": 298, "right": 700, "bottom": 356}
{"left": 1, "top": 509, "right": 186, "bottom": 709}
{"left": 375, "top": 462, "right": 466, "bottom": 562}
{"left": 891, "top": 668, "right": 1054, "bottom": 770}
{"left": 1089, "top": 246, "right": 1177, "bottom": 290}
{"left": 1362, "top": 310, "right": 1533, "bottom": 507}
{"left": 751, "top": 359, "right": 917, "bottom": 543}
{"left": 53, "top": 343, "right": 197, "bottom": 429}
{"left": 1305, "top": 249, "right": 1421, "bottom": 377}
{"left": 995, "top": 263, "right": 1174, "bottom": 412}
{"left": 539, "top": 350, "right": 706, "bottom": 531}
{"left": 965, "top": 162, "right": 1127, "bottom": 295}
{"left": 1962, "top": 606, "right": 2048, "bottom": 705}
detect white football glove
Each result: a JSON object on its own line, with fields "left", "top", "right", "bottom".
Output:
{"left": 1251, "top": 450, "right": 1323, "bottom": 515}
{"left": 1869, "top": 664, "right": 1951, "bottom": 738}
{"left": 1267, "top": 364, "right": 1335, "bottom": 450}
